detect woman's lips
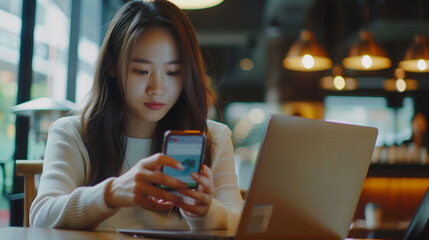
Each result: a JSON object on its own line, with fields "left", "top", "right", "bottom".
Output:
{"left": 144, "top": 102, "right": 165, "bottom": 110}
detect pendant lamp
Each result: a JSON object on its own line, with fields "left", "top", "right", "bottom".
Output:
{"left": 398, "top": 34, "right": 429, "bottom": 72}
{"left": 168, "top": 0, "right": 223, "bottom": 9}
{"left": 320, "top": 65, "right": 358, "bottom": 91}
{"left": 343, "top": 30, "right": 391, "bottom": 71}
{"left": 283, "top": 30, "right": 332, "bottom": 71}
{"left": 384, "top": 68, "right": 418, "bottom": 92}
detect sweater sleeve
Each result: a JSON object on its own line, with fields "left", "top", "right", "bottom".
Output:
{"left": 183, "top": 123, "right": 243, "bottom": 230}
{"left": 29, "top": 118, "right": 118, "bottom": 229}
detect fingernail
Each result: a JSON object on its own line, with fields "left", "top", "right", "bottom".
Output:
{"left": 177, "top": 164, "right": 184, "bottom": 170}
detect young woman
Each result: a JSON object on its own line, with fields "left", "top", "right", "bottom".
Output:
{"left": 30, "top": 0, "right": 243, "bottom": 231}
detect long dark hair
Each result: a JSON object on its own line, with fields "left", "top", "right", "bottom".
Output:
{"left": 81, "top": 0, "right": 215, "bottom": 186}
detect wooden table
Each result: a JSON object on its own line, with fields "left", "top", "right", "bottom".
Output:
{"left": 0, "top": 227, "right": 390, "bottom": 240}
{"left": 0, "top": 227, "right": 136, "bottom": 240}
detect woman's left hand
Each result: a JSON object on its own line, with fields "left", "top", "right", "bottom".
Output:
{"left": 177, "top": 164, "right": 214, "bottom": 217}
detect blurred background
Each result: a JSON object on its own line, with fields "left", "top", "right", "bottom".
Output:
{"left": 1, "top": 0, "right": 429, "bottom": 237}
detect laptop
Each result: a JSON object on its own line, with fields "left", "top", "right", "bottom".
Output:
{"left": 403, "top": 187, "right": 429, "bottom": 240}
{"left": 118, "top": 115, "right": 378, "bottom": 240}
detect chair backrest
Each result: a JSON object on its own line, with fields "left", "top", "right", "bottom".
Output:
{"left": 240, "top": 188, "right": 247, "bottom": 199}
{"left": 15, "top": 160, "right": 43, "bottom": 227}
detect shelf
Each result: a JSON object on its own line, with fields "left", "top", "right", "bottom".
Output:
{"left": 367, "top": 163, "right": 429, "bottom": 178}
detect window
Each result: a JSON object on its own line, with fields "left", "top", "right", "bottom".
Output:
{"left": 28, "top": 0, "right": 102, "bottom": 159}
{"left": 324, "top": 96, "right": 414, "bottom": 146}
{"left": 0, "top": 0, "right": 22, "bottom": 192}
{"left": 224, "top": 102, "right": 280, "bottom": 189}
{"left": 32, "top": 0, "right": 71, "bottom": 100}
{"left": 26, "top": 0, "right": 72, "bottom": 160}
{"left": 0, "top": 0, "right": 22, "bottom": 226}
{"left": 75, "top": 0, "right": 101, "bottom": 107}
{"left": 0, "top": 0, "right": 102, "bottom": 226}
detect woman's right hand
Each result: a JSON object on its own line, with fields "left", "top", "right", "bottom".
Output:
{"left": 105, "top": 153, "right": 187, "bottom": 211}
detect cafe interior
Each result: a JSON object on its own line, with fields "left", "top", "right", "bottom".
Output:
{"left": 1, "top": 0, "right": 429, "bottom": 239}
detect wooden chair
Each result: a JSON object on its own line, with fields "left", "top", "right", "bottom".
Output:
{"left": 240, "top": 188, "right": 247, "bottom": 199}
{"left": 15, "top": 160, "right": 43, "bottom": 227}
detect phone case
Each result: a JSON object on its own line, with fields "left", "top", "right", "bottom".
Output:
{"left": 161, "top": 130, "right": 207, "bottom": 190}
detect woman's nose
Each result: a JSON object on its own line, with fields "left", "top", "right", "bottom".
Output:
{"left": 146, "top": 73, "right": 164, "bottom": 96}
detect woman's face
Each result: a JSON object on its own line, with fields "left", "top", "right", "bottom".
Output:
{"left": 123, "top": 27, "right": 184, "bottom": 125}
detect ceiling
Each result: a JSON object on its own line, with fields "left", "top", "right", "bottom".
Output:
{"left": 184, "top": 0, "right": 429, "bottom": 102}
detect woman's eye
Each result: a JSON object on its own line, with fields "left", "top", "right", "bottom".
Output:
{"left": 166, "top": 71, "right": 181, "bottom": 77}
{"left": 133, "top": 69, "right": 148, "bottom": 75}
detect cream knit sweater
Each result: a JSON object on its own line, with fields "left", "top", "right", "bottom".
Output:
{"left": 30, "top": 116, "right": 243, "bottom": 231}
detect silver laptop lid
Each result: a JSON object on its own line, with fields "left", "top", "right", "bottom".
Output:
{"left": 236, "top": 115, "right": 378, "bottom": 240}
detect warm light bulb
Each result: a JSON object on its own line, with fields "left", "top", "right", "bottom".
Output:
{"left": 396, "top": 78, "right": 406, "bottom": 92}
{"left": 362, "top": 55, "right": 373, "bottom": 69}
{"left": 240, "top": 58, "right": 254, "bottom": 71}
{"left": 333, "top": 76, "right": 345, "bottom": 90}
{"left": 168, "top": 0, "right": 224, "bottom": 9}
{"left": 302, "top": 54, "right": 315, "bottom": 69}
{"left": 417, "top": 59, "right": 427, "bottom": 71}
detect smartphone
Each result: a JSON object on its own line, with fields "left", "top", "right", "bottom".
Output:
{"left": 161, "top": 130, "right": 207, "bottom": 190}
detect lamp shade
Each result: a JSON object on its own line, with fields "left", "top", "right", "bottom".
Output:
{"left": 10, "top": 97, "right": 78, "bottom": 116}
{"left": 10, "top": 97, "right": 79, "bottom": 140}
{"left": 168, "top": 0, "right": 223, "bottom": 9}
{"left": 283, "top": 30, "right": 332, "bottom": 71}
{"left": 384, "top": 68, "right": 418, "bottom": 92}
{"left": 343, "top": 30, "right": 391, "bottom": 71}
{"left": 399, "top": 34, "right": 429, "bottom": 72}
{"left": 320, "top": 65, "right": 358, "bottom": 91}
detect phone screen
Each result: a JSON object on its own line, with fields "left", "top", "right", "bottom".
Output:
{"left": 162, "top": 133, "right": 206, "bottom": 190}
